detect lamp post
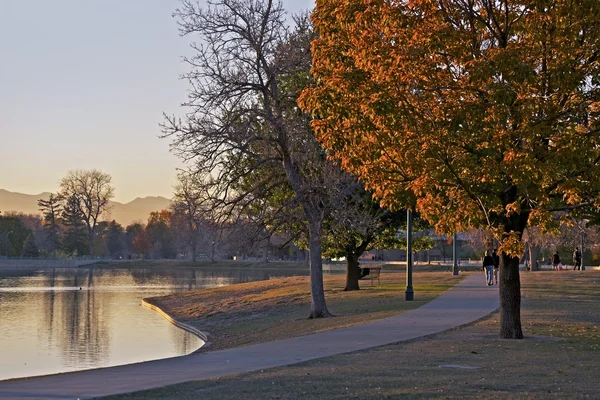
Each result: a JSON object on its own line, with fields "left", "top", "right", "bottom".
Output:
{"left": 581, "top": 230, "right": 585, "bottom": 271}
{"left": 452, "top": 233, "right": 459, "bottom": 276}
{"left": 405, "top": 210, "right": 414, "bottom": 301}
{"left": 575, "top": 220, "right": 586, "bottom": 271}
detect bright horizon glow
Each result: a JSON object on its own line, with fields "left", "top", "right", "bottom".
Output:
{"left": 0, "top": 0, "right": 314, "bottom": 203}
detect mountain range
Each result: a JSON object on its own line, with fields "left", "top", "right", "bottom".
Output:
{"left": 0, "top": 189, "right": 172, "bottom": 226}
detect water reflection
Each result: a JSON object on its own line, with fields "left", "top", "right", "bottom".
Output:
{"left": 0, "top": 266, "right": 307, "bottom": 381}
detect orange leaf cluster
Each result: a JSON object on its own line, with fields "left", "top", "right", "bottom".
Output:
{"left": 300, "top": 0, "right": 600, "bottom": 247}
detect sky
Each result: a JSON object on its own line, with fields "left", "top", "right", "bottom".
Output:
{"left": 0, "top": 0, "right": 314, "bottom": 203}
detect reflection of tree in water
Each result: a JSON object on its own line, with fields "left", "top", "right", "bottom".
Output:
{"left": 0, "top": 267, "right": 38, "bottom": 280}
{"left": 129, "top": 268, "right": 197, "bottom": 289}
{"left": 37, "top": 268, "right": 57, "bottom": 348}
{"left": 1, "top": 265, "right": 313, "bottom": 377}
{"left": 37, "top": 269, "right": 111, "bottom": 367}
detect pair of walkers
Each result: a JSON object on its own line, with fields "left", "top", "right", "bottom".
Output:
{"left": 482, "top": 249, "right": 499, "bottom": 286}
{"left": 552, "top": 248, "right": 582, "bottom": 270}
{"left": 552, "top": 251, "right": 562, "bottom": 270}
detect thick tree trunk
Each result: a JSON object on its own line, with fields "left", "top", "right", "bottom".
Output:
{"left": 308, "top": 219, "right": 332, "bottom": 318}
{"left": 499, "top": 252, "right": 523, "bottom": 338}
{"left": 498, "top": 186, "right": 527, "bottom": 339}
{"left": 344, "top": 252, "right": 360, "bottom": 291}
{"left": 280, "top": 149, "right": 330, "bottom": 318}
{"left": 88, "top": 228, "right": 94, "bottom": 256}
{"left": 528, "top": 243, "right": 540, "bottom": 271}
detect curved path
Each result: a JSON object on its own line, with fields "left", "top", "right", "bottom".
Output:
{"left": 0, "top": 274, "right": 498, "bottom": 400}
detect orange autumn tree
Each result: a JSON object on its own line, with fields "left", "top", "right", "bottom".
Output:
{"left": 300, "top": 0, "right": 600, "bottom": 338}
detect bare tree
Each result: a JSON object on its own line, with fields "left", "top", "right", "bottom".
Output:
{"left": 172, "top": 171, "right": 212, "bottom": 262}
{"left": 59, "top": 169, "right": 114, "bottom": 255}
{"left": 464, "top": 228, "right": 496, "bottom": 259}
{"left": 163, "top": 1, "right": 337, "bottom": 318}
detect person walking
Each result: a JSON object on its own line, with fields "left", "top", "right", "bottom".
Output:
{"left": 492, "top": 248, "right": 500, "bottom": 285}
{"left": 482, "top": 250, "right": 495, "bottom": 286}
{"left": 573, "top": 247, "right": 582, "bottom": 271}
{"left": 552, "top": 251, "right": 561, "bottom": 271}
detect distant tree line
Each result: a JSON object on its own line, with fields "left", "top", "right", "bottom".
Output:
{"left": 0, "top": 169, "right": 309, "bottom": 260}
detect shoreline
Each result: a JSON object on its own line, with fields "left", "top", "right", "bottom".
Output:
{"left": 141, "top": 299, "right": 210, "bottom": 345}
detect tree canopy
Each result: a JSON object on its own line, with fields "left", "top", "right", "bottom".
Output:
{"left": 59, "top": 169, "right": 114, "bottom": 255}
{"left": 300, "top": 0, "right": 600, "bottom": 338}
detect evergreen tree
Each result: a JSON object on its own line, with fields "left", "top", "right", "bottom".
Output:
{"left": 22, "top": 233, "right": 40, "bottom": 257}
{"left": 106, "top": 220, "right": 125, "bottom": 258}
{"left": 61, "top": 195, "right": 88, "bottom": 256}
{"left": 38, "top": 194, "right": 63, "bottom": 255}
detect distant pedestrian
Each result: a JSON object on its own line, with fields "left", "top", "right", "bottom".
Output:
{"left": 552, "top": 252, "right": 560, "bottom": 271}
{"left": 482, "top": 250, "right": 494, "bottom": 286}
{"left": 492, "top": 249, "right": 500, "bottom": 285}
{"left": 573, "top": 247, "right": 582, "bottom": 270}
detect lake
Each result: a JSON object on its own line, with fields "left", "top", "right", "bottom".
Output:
{"left": 0, "top": 265, "right": 308, "bottom": 381}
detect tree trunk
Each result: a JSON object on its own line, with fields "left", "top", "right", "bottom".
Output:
{"left": 499, "top": 252, "right": 523, "bottom": 339}
{"left": 88, "top": 228, "right": 94, "bottom": 256}
{"left": 528, "top": 243, "right": 540, "bottom": 271}
{"left": 191, "top": 236, "right": 197, "bottom": 263}
{"left": 344, "top": 252, "right": 360, "bottom": 291}
{"left": 497, "top": 184, "right": 528, "bottom": 339}
{"left": 281, "top": 149, "right": 330, "bottom": 318}
{"left": 308, "top": 219, "right": 332, "bottom": 318}
{"left": 263, "top": 236, "right": 269, "bottom": 263}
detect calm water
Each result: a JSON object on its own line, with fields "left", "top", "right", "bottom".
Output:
{"left": 0, "top": 266, "right": 307, "bottom": 381}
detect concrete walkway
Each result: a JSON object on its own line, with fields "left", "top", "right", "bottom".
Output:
{"left": 0, "top": 274, "right": 498, "bottom": 400}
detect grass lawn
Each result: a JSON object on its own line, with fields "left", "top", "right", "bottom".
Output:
{"left": 144, "top": 271, "right": 459, "bottom": 352}
{"left": 103, "top": 270, "right": 599, "bottom": 400}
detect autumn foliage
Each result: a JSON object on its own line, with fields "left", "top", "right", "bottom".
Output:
{"left": 300, "top": 0, "right": 600, "bottom": 338}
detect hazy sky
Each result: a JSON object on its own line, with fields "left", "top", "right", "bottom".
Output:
{"left": 0, "top": 0, "right": 314, "bottom": 203}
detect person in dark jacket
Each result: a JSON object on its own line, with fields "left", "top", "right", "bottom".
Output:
{"left": 482, "top": 250, "right": 495, "bottom": 286}
{"left": 573, "top": 247, "right": 582, "bottom": 270}
{"left": 492, "top": 249, "right": 500, "bottom": 285}
{"left": 552, "top": 251, "right": 561, "bottom": 271}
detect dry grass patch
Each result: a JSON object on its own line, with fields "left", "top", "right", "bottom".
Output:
{"left": 146, "top": 271, "right": 461, "bottom": 351}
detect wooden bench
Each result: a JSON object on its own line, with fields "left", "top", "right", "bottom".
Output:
{"left": 359, "top": 266, "right": 381, "bottom": 286}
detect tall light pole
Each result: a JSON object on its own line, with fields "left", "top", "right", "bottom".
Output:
{"left": 405, "top": 210, "right": 414, "bottom": 301}
{"left": 452, "top": 233, "right": 459, "bottom": 276}
{"left": 576, "top": 220, "right": 586, "bottom": 271}
{"left": 581, "top": 230, "right": 585, "bottom": 271}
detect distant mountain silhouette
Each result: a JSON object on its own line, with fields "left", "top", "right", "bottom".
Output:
{"left": 0, "top": 189, "right": 171, "bottom": 226}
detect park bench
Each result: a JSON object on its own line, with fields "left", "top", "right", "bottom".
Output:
{"left": 359, "top": 266, "right": 381, "bottom": 286}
